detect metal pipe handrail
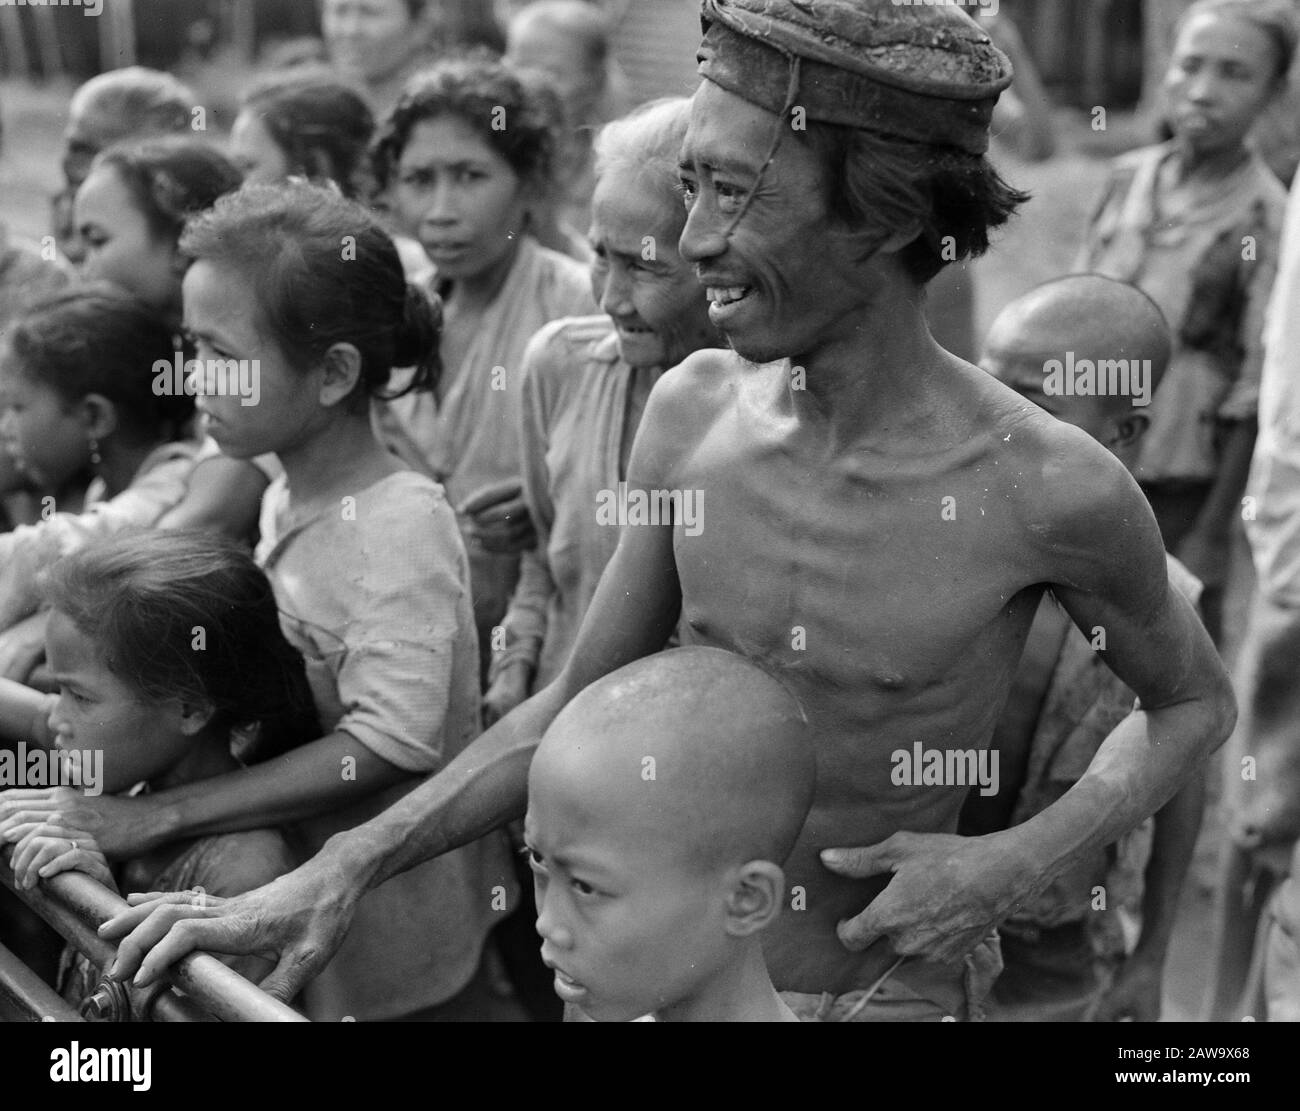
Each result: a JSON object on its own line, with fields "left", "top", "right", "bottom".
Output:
{"left": 1, "top": 848, "right": 307, "bottom": 1022}
{"left": 0, "top": 939, "right": 83, "bottom": 1022}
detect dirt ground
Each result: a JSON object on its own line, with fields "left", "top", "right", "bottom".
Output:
{"left": 0, "top": 80, "right": 1256, "bottom": 1021}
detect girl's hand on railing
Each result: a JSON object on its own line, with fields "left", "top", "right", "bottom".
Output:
{"left": 0, "top": 786, "right": 160, "bottom": 860}
{"left": 4, "top": 818, "right": 116, "bottom": 893}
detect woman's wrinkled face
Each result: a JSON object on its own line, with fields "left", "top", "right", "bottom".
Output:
{"left": 390, "top": 115, "right": 530, "bottom": 283}
{"left": 588, "top": 164, "right": 717, "bottom": 371}
{"left": 322, "top": 0, "right": 426, "bottom": 86}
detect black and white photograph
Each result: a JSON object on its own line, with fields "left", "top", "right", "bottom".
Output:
{"left": 0, "top": 0, "right": 1293, "bottom": 1082}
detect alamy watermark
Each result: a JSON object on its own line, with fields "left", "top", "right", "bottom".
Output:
{"left": 1042, "top": 352, "right": 1152, "bottom": 408}
{"left": 595, "top": 481, "right": 704, "bottom": 537}
{"left": 891, "top": 0, "right": 999, "bottom": 17}
{"left": 891, "top": 741, "right": 999, "bottom": 797}
{"left": 153, "top": 353, "right": 260, "bottom": 407}
{"left": 1, "top": 0, "right": 103, "bottom": 16}
{"left": 0, "top": 742, "right": 102, "bottom": 797}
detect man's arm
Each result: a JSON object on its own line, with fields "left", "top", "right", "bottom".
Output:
{"left": 1090, "top": 765, "right": 1206, "bottom": 1021}
{"left": 327, "top": 496, "right": 684, "bottom": 891}
{"left": 1012, "top": 447, "right": 1234, "bottom": 892}
{"left": 322, "top": 351, "right": 704, "bottom": 889}
{"left": 98, "top": 353, "right": 711, "bottom": 989}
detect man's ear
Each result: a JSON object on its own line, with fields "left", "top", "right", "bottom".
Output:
{"left": 80, "top": 393, "right": 118, "bottom": 443}
{"left": 318, "top": 343, "right": 364, "bottom": 407}
{"left": 723, "top": 860, "right": 785, "bottom": 938}
{"left": 833, "top": 219, "right": 921, "bottom": 268}
{"left": 1110, "top": 411, "right": 1149, "bottom": 451}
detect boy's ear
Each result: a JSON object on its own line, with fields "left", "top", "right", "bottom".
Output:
{"left": 723, "top": 860, "right": 784, "bottom": 938}
{"left": 318, "top": 343, "right": 364, "bottom": 407}
{"left": 80, "top": 393, "right": 119, "bottom": 443}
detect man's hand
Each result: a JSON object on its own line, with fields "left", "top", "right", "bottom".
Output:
{"left": 98, "top": 855, "right": 362, "bottom": 1003}
{"left": 459, "top": 481, "right": 536, "bottom": 554}
{"left": 1088, "top": 955, "right": 1163, "bottom": 1022}
{"left": 0, "top": 611, "right": 50, "bottom": 682}
{"left": 4, "top": 817, "right": 116, "bottom": 892}
{"left": 821, "top": 830, "right": 1035, "bottom": 964}
{"left": 0, "top": 787, "right": 156, "bottom": 860}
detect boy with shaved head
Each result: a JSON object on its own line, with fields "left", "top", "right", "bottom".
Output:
{"left": 968, "top": 274, "right": 1206, "bottom": 1021}
{"left": 525, "top": 646, "right": 814, "bottom": 1022}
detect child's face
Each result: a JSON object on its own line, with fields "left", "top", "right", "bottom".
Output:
{"left": 228, "top": 109, "right": 292, "bottom": 186}
{"left": 1164, "top": 12, "right": 1283, "bottom": 154}
{"left": 524, "top": 759, "right": 732, "bottom": 1022}
{"left": 75, "top": 165, "right": 182, "bottom": 314}
{"left": 182, "top": 260, "right": 321, "bottom": 460}
{"left": 45, "top": 610, "right": 190, "bottom": 795}
{"left": 390, "top": 116, "right": 530, "bottom": 283}
{"left": 322, "top": 0, "right": 425, "bottom": 85}
{"left": 0, "top": 362, "right": 90, "bottom": 490}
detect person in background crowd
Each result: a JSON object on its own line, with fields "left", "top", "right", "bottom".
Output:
{"left": 52, "top": 68, "right": 196, "bottom": 265}
{"left": 484, "top": 97, "right": 716, "bottom": 721}
{"left": 1207, "top": 140, "right": 1300, "bottom": 1022}
{"left": 1076, "top": 0, "right": 1293, "bottom": 642}
{"left": 505, "top": 1, "right": 630, "bottom": 253}
{"left": 370, "top": 57, "right": 595, "bottom": 677}
{"left": 229, "top": 71, "right": 376, "bottom": 197}
{"left": 967, "top": 276, "right": 1206, "bottom": 1023}
{"left": 0, "top": 288, "right": 199, "bottom": 682}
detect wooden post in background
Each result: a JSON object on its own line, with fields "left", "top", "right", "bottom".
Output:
{"left": 0, "top": 6, "right": 33, "bottom": 78}
{"left": 99, "top": 0, "right": 138, "bottom": 69}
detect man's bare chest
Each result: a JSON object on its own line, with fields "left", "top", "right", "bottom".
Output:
{"left": 669, "top": 440, "right": 1036, "bottom": 695}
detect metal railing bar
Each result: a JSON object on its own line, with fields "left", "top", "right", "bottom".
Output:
{"left": 1, "top": 849, "right": 307, "bottom": 1022}
{"left": 0, "top": 940, "right": 83, "bottom": 1022}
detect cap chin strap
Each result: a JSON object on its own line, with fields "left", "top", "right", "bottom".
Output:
{"left": 721, "top": 55, "right": 802, "bottom": 243}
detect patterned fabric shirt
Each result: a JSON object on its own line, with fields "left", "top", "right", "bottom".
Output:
{"left": 1078, "top": 142, "right": 1287, "bottom": 482}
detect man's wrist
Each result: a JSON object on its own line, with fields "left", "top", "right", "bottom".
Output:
{"left": 317, "top": 827, "right": 386, "bottom": 894}
{"left": 991, "top": 826, "right": 1053, "bottom": 908}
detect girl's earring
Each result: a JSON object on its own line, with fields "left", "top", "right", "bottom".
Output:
{"left": 88, "top": 438, "right": 102, "bottom": 467}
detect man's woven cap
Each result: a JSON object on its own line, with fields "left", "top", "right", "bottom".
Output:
{"left": 697, "top": 0, "right": 1014, "bottom": 154}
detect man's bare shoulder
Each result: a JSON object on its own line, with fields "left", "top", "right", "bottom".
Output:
{"left": 975, "top": 378, "right": 1166, "bottom": 588}
{"left": 633, "top": 348, "right": 754, "bottom": 482}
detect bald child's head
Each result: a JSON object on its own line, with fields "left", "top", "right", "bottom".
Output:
{"left": 982, "top": 275, "right": 1172, "bottom": 463}
{"left": 525, "top": 647, "right": 815, "bottom": 1021}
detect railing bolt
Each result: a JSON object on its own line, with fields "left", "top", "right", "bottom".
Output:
{"left": 80, "top": 979, "right": 131, "bottom": 1022}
